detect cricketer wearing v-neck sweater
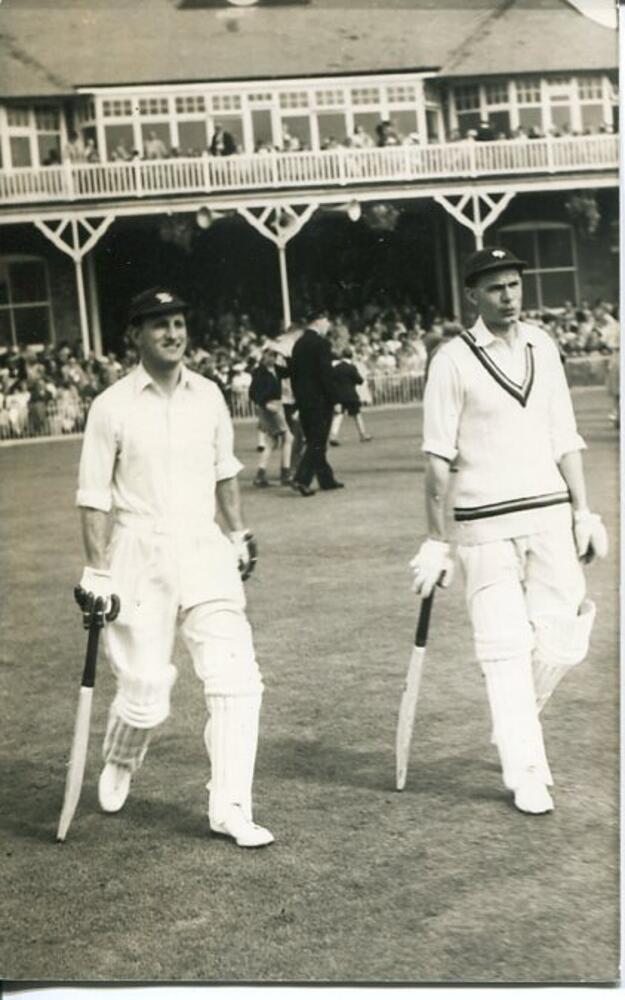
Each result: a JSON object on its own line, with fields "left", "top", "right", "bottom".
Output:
{"left": 423, "top": 316, "right": 586, "bottom": 545}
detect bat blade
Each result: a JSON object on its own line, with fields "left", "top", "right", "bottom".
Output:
{"left": 56, "top": 686, "right": 94, "bottom": 842}
{"left": 395, "top": 644, "right": 426, "bottom": 791}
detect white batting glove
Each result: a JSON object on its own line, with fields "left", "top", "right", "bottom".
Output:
{"left": 229, "top": 530, "right": 258, "bottom": 581}
{"left": 409, "top": 540, "right": 454, "bottom": 598}
{"left": 77, "top": 566, "right": 120, "bottom": 623}
{"left": 573, "top": 510, "right": 608, "bottom": 563}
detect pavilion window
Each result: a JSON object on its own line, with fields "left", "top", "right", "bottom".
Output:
{"left": 498, "top": 223, "right": 577, "bottom": 309}
{"left": 0, "top": 257, "right": 53, "bottom": 349}
{"left": 453, "top": 84, "right": 481, "bottom": 135}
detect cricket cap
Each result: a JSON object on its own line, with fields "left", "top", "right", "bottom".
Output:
{"left": 128, "top": 287, "right": 188, "bottom": 323}
{"left": 463, "top": 247, "right": 526, "bottom": 286}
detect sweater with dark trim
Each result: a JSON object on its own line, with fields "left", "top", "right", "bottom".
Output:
{"left": 422, "top": 318, "right": 585, "bottom": 545}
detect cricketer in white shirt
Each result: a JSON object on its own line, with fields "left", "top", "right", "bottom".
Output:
{"left": 410, "top": 250, "right": 608, "bottom": 816}
{"left": 76, "top": 288, "right": 274, "bottom": 848}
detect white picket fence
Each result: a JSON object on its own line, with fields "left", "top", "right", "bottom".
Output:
{"left": 0, "top": 372, "right": 426, "bottom": 442}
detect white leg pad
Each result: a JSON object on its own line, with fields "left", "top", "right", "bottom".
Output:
{"left": 532, "top": 599, "right": 596, "bottom": 712}
{"left": 205, "top": 694, "right": 262, "bottom": 826}
{"left": 103, "top": 705, "right": 153, "bottom": 773}
{"left": 482, "top": 657, "right": 553, "bottom": 789}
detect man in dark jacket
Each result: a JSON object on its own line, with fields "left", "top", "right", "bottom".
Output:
{"left": 290, "top": 308, "right": 343, "bottom": 496}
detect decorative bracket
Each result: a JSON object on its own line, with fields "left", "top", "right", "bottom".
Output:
{"left": 238, "top": 201, "right": 319, "bottom": 249}
{"left": 434, "top": 191, "right": 516, "bottom": 248}
{"left": 33, "top": 213, "right": 115, "bottom": 262}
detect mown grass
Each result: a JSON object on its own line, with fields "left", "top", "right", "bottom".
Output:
{"left": 0, "top": 390, "right": 619, "bottom": 983}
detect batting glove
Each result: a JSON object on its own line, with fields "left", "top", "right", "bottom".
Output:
{"left": 77, "top": 567, "right": 120, "bottom": 626}
{"left": 229, "top": 530, "right": 258, "bottom": 581}
{"left": 409, "top": 539, "right": 454, "bottom": 598}
{"left": 573, "top": 510, "right": 608, "bottom": 563}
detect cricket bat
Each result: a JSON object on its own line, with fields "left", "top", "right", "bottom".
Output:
{"left": 395, "top": 590, "right": 435, "bottom": 791}
{"left": 56, "top": 589, "right": 120, "bottom": 843}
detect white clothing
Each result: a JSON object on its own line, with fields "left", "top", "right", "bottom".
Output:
{"left": 77, "top": 363, "right": 242, "bottom": 530}
{"left": 423, "top": 317, "right": 585, "bottom": 545}
{"left": 76, "top": 362, "right": 264, "bottom": 822}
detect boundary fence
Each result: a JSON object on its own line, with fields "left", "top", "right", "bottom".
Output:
{"left": 0, "top": 359, "right": 611, "bottom": 444}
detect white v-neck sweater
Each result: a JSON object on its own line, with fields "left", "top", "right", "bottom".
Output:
{"left": 423, "top": 319, "right": 585, "bottom": 544}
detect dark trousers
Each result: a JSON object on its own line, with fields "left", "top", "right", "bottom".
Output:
{"left": 295, "top": 404, "right": 336, "bottom": 488}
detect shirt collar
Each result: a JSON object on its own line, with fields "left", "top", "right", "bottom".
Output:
{"left": 134, "top": 362, "right": 193, "bottom": 394}
{"left": 469, "top": 316, "right": 538, "bottom": 347}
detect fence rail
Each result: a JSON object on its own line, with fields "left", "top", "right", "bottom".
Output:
{"left": 0, "top": 134, "right": 618, "bottom": 207}
{"left": 0, "top": 373, "right": 426, "bottom": 442}
{"left": 0, "top": 360, "right": 609, "bottom": 444}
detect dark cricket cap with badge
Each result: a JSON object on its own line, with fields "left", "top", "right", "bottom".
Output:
{"left": 128, "top": 287, "right": 188, "bottom": 323}
{"left": 463, "top": 247, "right": 527, "bottom": 286}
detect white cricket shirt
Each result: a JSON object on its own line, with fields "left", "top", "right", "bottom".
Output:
{"left": 77, "top": 363, "right": 243, "bottom": 533}
{"left": 423, "top": 317, "right": 585, "bottom": 544}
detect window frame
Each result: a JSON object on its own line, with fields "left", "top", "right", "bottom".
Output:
{"left": 498, "top": 221, "right": 579, "bottom": 309}
{"left": 0, "top": 255, "right": 55, "bottom": 349}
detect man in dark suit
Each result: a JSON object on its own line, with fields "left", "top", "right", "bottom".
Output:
{"left": 210, "top": 123, "right": 237, "bottom": 156}
{"left": 290, "top": 308, "right": 343, "bottom": 496}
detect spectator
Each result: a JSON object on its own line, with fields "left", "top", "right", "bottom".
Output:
{"left": 329, "top": 347, "right": 373, "bottom": 445}
{"left": 210, "top": 123, "right": 237, "bottom": 157}
{"left": 350, "top": 124, "right": 374, "bottom": 148}
{"left": 248, "top": 345, "right": 292, "bottom": 487}
{"left": 144, "top": 130, "right": 168, "bottom": 159}
{"left": 64, "top": 130, "right": 86, "bottom": 162}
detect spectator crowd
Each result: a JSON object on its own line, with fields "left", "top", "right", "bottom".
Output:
{"left": 0, "top": 296, "right": 618, "bottom": 440}
{"left": 43, "top": 115, "right": 617, "bottom": 168}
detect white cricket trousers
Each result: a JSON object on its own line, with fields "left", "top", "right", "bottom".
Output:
{"left": 101, "top": 521, "right": 264, "bottom": 824}
{"left": 458, "top": 507, "right": 590, "bottom": 791}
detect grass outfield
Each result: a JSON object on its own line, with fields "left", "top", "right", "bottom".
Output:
{"left": 1, "top": 389, "right": 619, "bottom": 984}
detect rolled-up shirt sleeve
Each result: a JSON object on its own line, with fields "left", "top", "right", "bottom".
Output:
{"left": 549, "top": 348, "right": 586, "bottom": 461}
{"left": 422, "top": 351, "right": 462, "bottom": 462}
{"left": 214, "top": 389, "right": 244, "bottom": 481}
{"left": 76, "top": 397, "right": 117, "bottom": 511}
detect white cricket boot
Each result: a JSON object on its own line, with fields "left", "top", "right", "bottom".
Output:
{"left": 514, "top": 774, "right": 554, "bottom": 815}
{"left": 205, "top": 694, "right": 274, "bottom": 848}
{"left": 98, "top": 762, "right": 132, "bottom": 813}
{"left": 211, "top": 804, "right": 275, "bottom": 848}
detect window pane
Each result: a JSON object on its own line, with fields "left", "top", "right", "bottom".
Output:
{"left": 500, "top": 229, "right": 537, "bottom": 268}
{"left": 0, "top": 262, "right": 9, "bottom": 306}
{"left": 177, "top": 120, "right": 207, "bottom": 155}
{"left": 426, "top": 109, "right": 441, "bottom": 142}
{"left": 317, "top": 111, "right": 348, "bottom": 147}
{"left": 488, "top": 110, "right": 511, "bottom": 137}
{"left": 105, "top": 124, "right": 135, "bottom": 159}
{"left": 539, "top": 271, "right": 576, "bottom": 307}
{"left": 388, "top": 109, "right": 418, "bottom": 141}
{"left": 521, "top": 272, "right": 539, "bottom": 310}
{"left": 550, "top": 105, "right": 573, "bottom": 131}
{"left": 10, "top": 136, "right": 32, "bottom": 167}
{"left": 454, "top": 85, "right": 479, "bottom": 111}
{"left": 280, "top": 115, "right": 311, "bottom": 150}
{"left": 250, "top": 109, "right": 273, "bottom": 150}
{"left": 538, "top": 227, "right": 573, "bottom": 269}
{"left": 581, "top": 104, "right": 606, "bottom": 131}
{"left": 457, "top": 110, "right": 481, "bottom": 136}
{"left": 141, "top": 122, "right": 172, "bottom": 156}
{"left": 210, "top": 116, "right": 243, "bottom": 152}
{"left": 0, "top": 310, "right": 13, "bottom": 347}
{"left": 10, "top": 260, "right": 47, "bottom": 303}
{"left": 518, "top": 107, "right": 543, "bottom": 132}
{"left": 13, "top": 306, "right": 51, "bottom": 345}
{"left": 352, "top": 112, "right": 380, "bottom": 142}
{"left": 37, "top": 134, "right": 61, "bottom": 165}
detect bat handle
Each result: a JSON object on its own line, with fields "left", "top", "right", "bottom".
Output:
{"left": 415, "top": 590, "right": 435, "bottom": 648}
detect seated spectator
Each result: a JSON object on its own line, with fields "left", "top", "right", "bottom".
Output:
{"left": 350, "top": 124, "right": 374, "bottom": 148}
{"left": 375, "top": 120, "right": 401, "bottom": 147}
{"left": 112, "top": 138, "right": 132, "bottom": 161}
{"left": 84, "top": 137, "right": 100, "bottom": 162}
{"left": 209, "top": 123, "right": 237, "bottom": 157}
{"left": 144, "top": 130, "right": 168, "bottom": 159}
{"left": 476, "top": 119, "right": 495, "bottom": 141}
{"left": 64, "top": 131, "right": 86, "bottom": 162}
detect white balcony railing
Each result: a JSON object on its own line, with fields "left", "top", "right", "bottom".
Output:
{"left": 0, "top": 134, "right": 618, "bottom": 207}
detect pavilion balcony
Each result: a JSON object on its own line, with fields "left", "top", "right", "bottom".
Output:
{"left": 0, "top": 133, "right": 618, "bottom": 208}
